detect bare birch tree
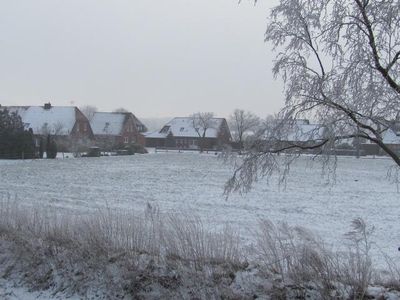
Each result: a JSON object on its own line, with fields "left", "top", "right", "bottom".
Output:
{"left": 229, "top": 109, "right": 260, "bottom": 151}
{"left": 191, "top": 112, "right": 216, "bottom": 153}
{"left": 226, "top": 0, "right": 400, "bottom": 194}
{"left": 80, "top": 105, "right": 98, "bottom": 122}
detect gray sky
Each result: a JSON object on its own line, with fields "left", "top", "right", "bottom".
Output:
{"left": 0, "top": 0, "right": 282, "bottom": 118}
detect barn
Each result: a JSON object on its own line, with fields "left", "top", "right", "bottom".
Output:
{"left": 145, "top": 117, "right": 231, "bottom": 150}
{"left": 90, "top": 112, "right": 147, "bottom": 150}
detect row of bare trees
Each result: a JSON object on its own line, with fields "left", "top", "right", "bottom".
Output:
{"left": 189, "top": 110, "right": 263, "bottom": 152}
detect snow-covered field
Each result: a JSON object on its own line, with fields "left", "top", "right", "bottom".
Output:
{"left": 1, "top": 152, "right": 399, "bottom": 264}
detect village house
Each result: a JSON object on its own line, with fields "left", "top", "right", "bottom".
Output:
{"left": 361, "top": 124, "right": 400, "bottom": 156}
{"left": 145, "top": 117, "right": 231, "bottom": 150}
{"left": 3, "top": 103, "right": 94, "bottom": 152}
{"left": 259, "top": 119, "right": 327, "bottom": 153}
{"left": 284, "top": 120, "right": 326, "bottom": 147}
{"left": 90, "top": 112, "right": 146, "bottom": 150}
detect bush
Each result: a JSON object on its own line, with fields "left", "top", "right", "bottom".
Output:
{"left": 122, "top": 143, "right": 148, "bottom": 155}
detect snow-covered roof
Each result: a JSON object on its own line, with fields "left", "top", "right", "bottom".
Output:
{"left": 286, "top": 124, "right": 325, "bottom": 142}
{"left": 90, "top": 112, "right": 126, "bottom": 136}
{"left": 145, "top": 117, "right": 224, "bottom": 139}
{"left": 144, "top": 131, "right": 166, "bottom": 139}
{"left": 382, "top": 128, "right": 400, "bottom": 144}
{"left": 262, "top": 122, "right": 325, "bottom": 142}
{"left": 361, "top": 125, "right": 400, "bottom": 145}
{"left": 5, "top": 106, "right": 77, "bottom": 135}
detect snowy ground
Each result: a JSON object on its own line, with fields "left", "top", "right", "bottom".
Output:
{"left": 0, "top": 279, "right": 77, "bottom": 300}
{"left": 0, "top": 152, "right": 399, "bottom": 265}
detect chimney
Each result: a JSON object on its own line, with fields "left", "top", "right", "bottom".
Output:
{"left": 44, "top": 102, "right": 52, "bottom": 110}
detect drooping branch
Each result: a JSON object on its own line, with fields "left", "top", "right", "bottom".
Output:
{"left": 354, "top": 0, "right": 400, "bottom": 94}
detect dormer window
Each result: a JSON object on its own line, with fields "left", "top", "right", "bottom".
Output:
{"left": 160, "top": 125, "right": 170, "bottom": 134}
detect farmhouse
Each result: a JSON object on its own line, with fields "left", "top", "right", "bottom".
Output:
{"left": 285, "top": 120, "right": 326, "bottom": 145}
{"left": 145, "top": 117, "right": 231, "bottom": 150}
{"left": 260, "top": 119, "right": 327, "bottom": 152}
{"left": 3, "top": 103, "right": 94, "bottom": 152}
{"left": 90, "top": 112, "right": 146, "bottom": 150}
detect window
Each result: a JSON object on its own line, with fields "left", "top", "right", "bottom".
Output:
{"left": 84, "top": 123, "right": 87, "bottom": 132}
{"left": 124, "top": 137, "right": 129, "bottom": 144}
{"left": 180, "top": 127, "right": 185, "bottom": 132}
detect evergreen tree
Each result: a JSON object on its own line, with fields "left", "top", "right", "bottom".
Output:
{"left": 0, "top": 109, "right": 35, "bottom": 159}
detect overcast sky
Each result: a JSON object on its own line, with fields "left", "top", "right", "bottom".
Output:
{"left": 0, "top": 0, "right": 282, "bottom": 118}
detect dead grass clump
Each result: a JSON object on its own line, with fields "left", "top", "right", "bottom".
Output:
{"left": 255, "top": 218, "right": 381, "bottom": 299}
{"left": 340, "top": 218, "right": 374, "bottom": 299}
{"left": 163, "top": 214, "right": 243, "bottom": 270}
